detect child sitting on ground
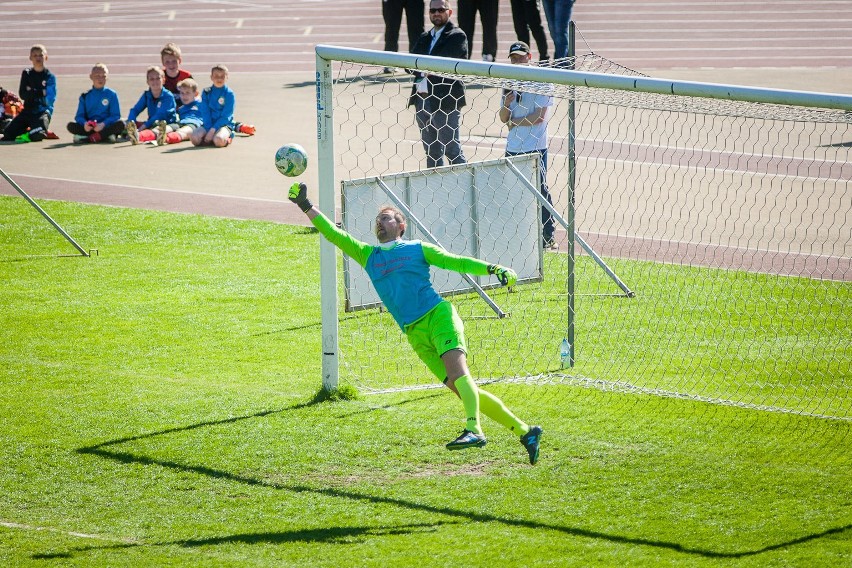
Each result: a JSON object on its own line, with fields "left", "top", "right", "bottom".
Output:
{"left": 160, "top": 42, "right": 193, "bottom": 101}
{"left": 67, "top": 63, "right": 124, "bottom": 143}
{"left": 162, "top": 78, "right": 204, "bottom": 145}
{"left": 130, "top": 78, "right": 203, "bottom": 146}
{"left": 126, "top": 66, "right": 178, "bottom": 145}
{"left": 191, "top": 65, "right": 235, "bottom": 148}
{"left": 1, "top": 44, "right": 57, "bottom": 143}
{"left": 159, "top": 41, "right": 255, "bottom": 136}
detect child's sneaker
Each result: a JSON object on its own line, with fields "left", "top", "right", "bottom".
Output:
{"left": 44, "top": 130, "right": 59, "bottom": 140}
{"left": 446, "top": 430, "right": 487, "bottom": 450}
{"left": 14, "top": 132, "right": 31, "bottom": 143}
{"left": 156, "top": 121, "right": 167, "bottom": 146}
{"left": 73, "top": 134, "right": 88, "bottom": 144}
{"left": 126, "top": 120, "right": 138, "bottom": 145}
{"left": 235, "top": 122, "right": 255, "bottom": 135}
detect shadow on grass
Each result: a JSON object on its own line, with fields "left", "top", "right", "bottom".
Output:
{"left": 335, "top": 390, "right": 446, "bottom": 418}
{"left": 77, "top": 395, "right": 329, "bottom": 452}
{"left": 250, "top": 300, "right": 385, "bottom": 337}
{"left": 32, "top": 522, "right": 457, "bottom": 559}
{"left": 71, "top": 396, "right": 852, "bottom": 561}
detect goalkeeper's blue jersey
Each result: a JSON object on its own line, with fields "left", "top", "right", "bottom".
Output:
{"left": 309, "top": 211, "right": 493, "bottom": 332}
{"left": 364, "top": 240, "right": 442, "bottom": 331}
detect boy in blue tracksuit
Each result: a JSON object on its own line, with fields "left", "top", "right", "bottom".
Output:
{"left": 125, "top": 66, "right": 177, "bottom": 144}
{"left": 66, "top": 63, "right": 124, "bottom": 143}
{"left": 2, "top": 44, "right": 56, "bottom": 143}
{"left": 140, "top": 78, "right": 204, "bottom": 146}
{"left": 191, "top": 65, "right": 235, "bottom": 148}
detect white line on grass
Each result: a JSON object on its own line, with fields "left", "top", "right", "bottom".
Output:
{"left": 0, "top": 519, "right": 137, "bottom": 543}
{"left": 5, "top": 173, "right": 293, "bottom": 203}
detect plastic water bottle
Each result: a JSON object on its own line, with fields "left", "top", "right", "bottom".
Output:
{"left": 559, "top": 338, "right": 571, "bottom": 369}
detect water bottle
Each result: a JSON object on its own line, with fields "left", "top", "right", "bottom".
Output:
{"left": 559, "top": 338, "right": 571, "bottom": 369}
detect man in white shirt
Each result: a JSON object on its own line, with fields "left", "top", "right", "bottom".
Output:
{"left": 499, "top": 41, "right": 557, "bottom": 249}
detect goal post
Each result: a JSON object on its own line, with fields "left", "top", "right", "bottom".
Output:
{"left": 314, "top": 44, "right": 852, "bottom": 420}
{"left": 315, "top": 52, "right": 339, "bottom": 392}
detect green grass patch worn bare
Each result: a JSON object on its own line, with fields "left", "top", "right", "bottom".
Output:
{"left": 1, "top": 196, "right": 850, "bottom": 567}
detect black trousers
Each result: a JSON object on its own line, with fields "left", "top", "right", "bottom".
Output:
{"left": 383, "top": 0, "right": 425, "bottom": 52}
{"left": 457, "top": 0, "right": 499, "bottom": 59}
{"left": 67, "top": 120, "right": 126, "bottom": 138}
{"left": 510, "top": 0, "right": 549, "bottom": 59}
{"left": 0, "top": 110, "right": 51, "bottom": 141}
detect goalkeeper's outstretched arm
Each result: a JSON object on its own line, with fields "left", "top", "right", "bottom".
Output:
{"left": 288, "top": 183, "right": 514, "bottom": 283}
{"left": 421, "top": 243, "right": 517, "bottom": 286}
{"left": 287, "top": 183, "right": 372, "bottom": 267}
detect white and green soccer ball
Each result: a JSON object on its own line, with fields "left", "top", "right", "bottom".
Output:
{"left": 274, "top": 143, "right": 308, "bottom": 177}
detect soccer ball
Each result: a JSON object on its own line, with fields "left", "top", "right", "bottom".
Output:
{"left": 274, "top": 143, "right": 308, "bottom": 177}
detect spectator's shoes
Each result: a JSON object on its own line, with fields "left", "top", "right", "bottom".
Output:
{"left": 126, "top": 120, "right": 139, "bottom": 145}
{"left": 14, "top": 132, "right": 31, "bottom": 143}
{"left": 446, "top": 430, "right": 487, "bottom": 450}
{"left": 44, "top": 130, "right": 59, "bottom": 140}
{"left": 73, "top": 134, "right": 88, "bottom": 144}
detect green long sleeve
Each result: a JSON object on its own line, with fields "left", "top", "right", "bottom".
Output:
{"left": 421, "top": 242, "right": 493, "bottom": 276}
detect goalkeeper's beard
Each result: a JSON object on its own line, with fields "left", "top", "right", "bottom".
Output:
{"left": 376, "top": 226, "right": 396, "bottom": 243}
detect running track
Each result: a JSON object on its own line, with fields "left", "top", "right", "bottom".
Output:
{"left": 1, "top": 0, "right": 850, "bottom": 279}
{"left": 2, "top": 0, "right": 852, "bottom": 76}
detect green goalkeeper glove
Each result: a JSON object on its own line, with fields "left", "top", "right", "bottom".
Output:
{"left": 288, "top": 182, "right": 313, "bottom": 212}
{"left": 488, "top": 264, "right": 517, "bottom": 286}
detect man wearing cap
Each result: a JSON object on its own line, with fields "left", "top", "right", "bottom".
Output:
{"left": 408, "top": 0, "right": 468, "bottom": 168}
{"left": 499, "top": 41, "right": 557, "bottom": 249}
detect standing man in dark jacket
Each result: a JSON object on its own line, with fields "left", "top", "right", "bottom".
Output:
{"left": 408, "top": 0, "right": 468, "bottom": 168}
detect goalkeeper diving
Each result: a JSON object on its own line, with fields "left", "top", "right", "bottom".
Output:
{"left": 289, "top": 183, "right": 542, "bottom": 464}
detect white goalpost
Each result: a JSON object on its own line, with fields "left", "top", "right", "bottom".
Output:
{"left": 313, "top": 42, "right": 852, "bottom": 420}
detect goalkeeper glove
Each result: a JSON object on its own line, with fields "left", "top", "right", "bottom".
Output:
{"left": 288, "top": 182, "right": 313, "bottom": 212}
{"left": 488, "top": 264, "right": 517, "bottom": 286}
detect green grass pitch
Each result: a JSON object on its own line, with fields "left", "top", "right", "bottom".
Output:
{"left": 1, "top": 196, "right": 850, "bottom": 566}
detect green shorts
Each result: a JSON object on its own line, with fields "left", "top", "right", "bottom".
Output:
{"left": 405, "top": 300, "right": 467, "bottom": 381}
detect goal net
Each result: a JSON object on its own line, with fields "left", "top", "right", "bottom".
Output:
{"left": 314, "top": 45, "right": 852, "bottom": 421}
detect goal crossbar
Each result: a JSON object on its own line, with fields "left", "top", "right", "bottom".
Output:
{"left": 315, "top": 45, "right": 852, "bottom": 112}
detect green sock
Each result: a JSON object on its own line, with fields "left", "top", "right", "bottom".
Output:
{"left": 478, "top": 389, "right": 529, "bottom": 436}
{"left": 453, "top": 375, "right": 483, "bottom": 435}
